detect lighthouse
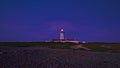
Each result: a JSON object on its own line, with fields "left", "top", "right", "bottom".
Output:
{"left": 60, "top": 28, "right": 64, "bottom": 40}
{"left": 52, "top": 28, "right": 79, "bottom": 43}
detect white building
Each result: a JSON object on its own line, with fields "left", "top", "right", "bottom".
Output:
{"left": 52, "top": 28, "right": 79, "bottom": 44}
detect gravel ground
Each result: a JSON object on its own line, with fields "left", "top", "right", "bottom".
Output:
{"left": 0, "top": 47, "right": 120, "bottom": 68}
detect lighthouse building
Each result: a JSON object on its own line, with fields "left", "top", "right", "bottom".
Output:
{"left": 52, "top": 28, "right": 79, "bottom": 43}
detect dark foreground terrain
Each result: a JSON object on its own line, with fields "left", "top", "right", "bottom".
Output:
{"left": 0, "top": 47, "right": 120, "bottom": 68}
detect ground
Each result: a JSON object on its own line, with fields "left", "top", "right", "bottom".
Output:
{"left": 0, "top": 47, "right": 120, "bottom": 68}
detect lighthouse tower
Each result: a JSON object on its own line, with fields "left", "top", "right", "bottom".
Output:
{"left": 60, "top": 28, "right": 64, "bottom": 40}
{"left": 52, "top": 28, "right": 79, "bottom": 43}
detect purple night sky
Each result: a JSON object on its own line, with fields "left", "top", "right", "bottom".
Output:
{"left": 0, "top": 0, "right": 120, "bottom": 42}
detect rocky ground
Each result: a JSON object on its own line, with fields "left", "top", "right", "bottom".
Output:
{"left": 0, "top": 47, "right": 120, "bottom": 68}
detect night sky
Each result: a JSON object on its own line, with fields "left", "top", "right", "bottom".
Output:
{"left": 0, "top": 0, "right": 120, "bottom": 42}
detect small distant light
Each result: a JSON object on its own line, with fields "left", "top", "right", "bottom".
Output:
{"left": 82, "top": 41, "right": 86, "bottom": 43}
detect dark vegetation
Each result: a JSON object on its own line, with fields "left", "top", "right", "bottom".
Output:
{"left": 0, "top": 42, "right": 76, "bottom": 48}
{"left": 80, "top": 42, "right": 120, "bottom": 52}
{"left": 0, "top": 42, "right": 120, "bottom": 52}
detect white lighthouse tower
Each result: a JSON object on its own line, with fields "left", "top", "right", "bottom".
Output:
{"left": 60, "top": 28, "right": 64, "bottom": 40}
{"left": 52, "top": 28, "right": 79, "bottom": 43}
